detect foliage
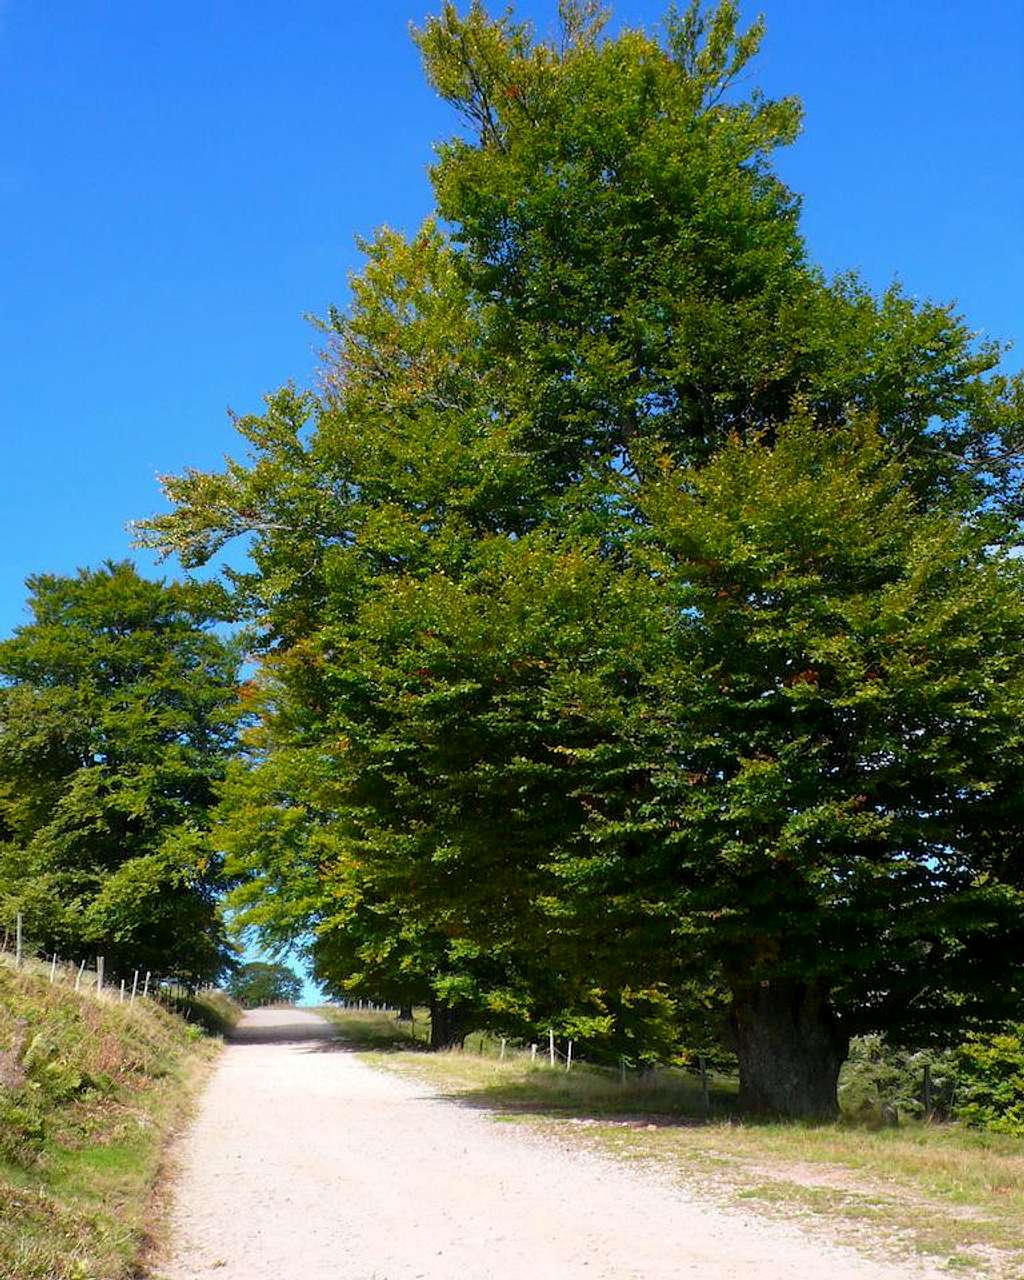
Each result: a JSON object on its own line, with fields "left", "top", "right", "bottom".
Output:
{"left": 954, "top": 1026, "right": 1024, "bottom": 1136}
{"left": 226, "top": 960, "right": 303, "bottom": 1008}
{"left": 838, "top": 1029, "right": 1024, "bottom": 1136}
{"left": 0, "top": 562, "right": 242, "bottom": 983}
{"left": 838, "top": 1036, "right": 958, "bottom": 1124}
{"left": 136, "top": 2, "right": 1024, "bottom": 1114}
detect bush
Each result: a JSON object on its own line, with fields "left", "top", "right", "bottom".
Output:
{"left": 0, "top": 1004, "right": 99, "bottom": 1165}
{"left": 837, "top": 1030, "right": 1024, "bottom": 1135}
{"left": 953, "top": 1026, "right": 1024, "bottom": 1136}
{"left": 0, "top": 1095, "right": 45, "bottom": 1164}
{"left": 839, "top": 1036, "right": 957, "bottom": 1123}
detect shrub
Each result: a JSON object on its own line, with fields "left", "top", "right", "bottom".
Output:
{"left": 839, "top": 1036, "right": 957, "bottom": 1123}
{"left": 953, "top": 1026, "right": 1024, "bottom": 1136}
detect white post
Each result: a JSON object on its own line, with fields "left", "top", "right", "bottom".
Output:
{"left": 96, "top": 956, "right": 105, "bottom": 995}
{"left": 143, "top": 971, "right": 151, "bottom": 998}
{"left": 566, "top": 1040, "right": 573, "bottom": 1072}
{"left": 130, "top": 970, "right": 139, "bottom": 1005}
{"left": 75, "top": 959, "right": 86, "bottom": 992}
{"left": 15, "top": 913, "right": 22, "bottom": 968}
{"left": 500, "top": 1038, "right": 507, "bottom": 1061}
{"left": 120, "top": 978, "right": 126, "bottom": 1003}
{"left": 49, "top": 954, "right": 58, "bottom": 984}
{"left": 530, "top": 1043, "right": 537, "bottom": 1063}
{"left": 549, "top": 1029, "right": 555, "bottom": 1068}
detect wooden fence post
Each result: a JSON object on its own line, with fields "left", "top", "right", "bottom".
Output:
{"left": 15, "top": 913, "right": 22, "bottom": 969}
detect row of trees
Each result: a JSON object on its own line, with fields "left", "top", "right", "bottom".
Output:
{"left": 131, "top": 1, "right": 1024, "bottom": 1118}
{"left": 2, "top": 3, "right": 1021, "bottom": 1117}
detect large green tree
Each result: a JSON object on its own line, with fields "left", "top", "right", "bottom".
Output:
{"left": 0, "top": 562, "right": 241, "bottom": 983}
{"left": 138, "top": 2, "right": 1024, "bottom": 1114}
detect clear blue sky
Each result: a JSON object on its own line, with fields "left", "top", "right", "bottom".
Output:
{"left": 2, "top": 1, "right": 1022, "bottom": 637}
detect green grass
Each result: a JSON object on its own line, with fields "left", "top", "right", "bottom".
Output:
{"left": 324, "top": 1007, "right": 1024, "bottom": 1277}
{"left": 164, "top": 987, "right": 240, "bottom": 1037}
{"left": 318, "top": 1005, "right": 431, "bottom": 1051}
{"left": 0, "top": 964, "right": 235, "bottom": 1280}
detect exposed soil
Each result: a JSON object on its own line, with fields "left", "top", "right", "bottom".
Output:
{"left": 155, "top": 1008, "right": 944, "bottom": 1280}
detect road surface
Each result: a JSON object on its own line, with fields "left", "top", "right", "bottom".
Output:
{"left": 158, "top": 1007, "right": 938, "bottom": 1280}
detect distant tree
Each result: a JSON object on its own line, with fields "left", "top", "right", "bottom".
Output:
{"left": 227, "top": 961, "right": 303, "bottom": 1008}
{"left": 0, "top": 562, "right": 241, "bottom": 984}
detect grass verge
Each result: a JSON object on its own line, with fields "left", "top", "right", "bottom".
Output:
{"left": 322, "top": 1007, "right": 1024, "bottom": 1277}
{"left": 0, "top": 963, "right": 237, "bottom": 1280}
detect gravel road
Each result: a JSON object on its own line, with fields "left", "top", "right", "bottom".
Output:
{"left": 157, "top": 1007, "right": 938, "bottom": 1280}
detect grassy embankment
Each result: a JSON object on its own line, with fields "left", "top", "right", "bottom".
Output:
{"left": 321, "top": 1006, "right": 1024, "bottom": 1277}
{"left": 0, "top": 957, "right": 237, "bottom": 1280}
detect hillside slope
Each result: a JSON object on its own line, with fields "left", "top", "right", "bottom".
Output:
{"left": 0, "top": 962, "right": 233, "bottom": 1280}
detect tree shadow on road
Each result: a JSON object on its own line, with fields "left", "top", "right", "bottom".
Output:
{"left": 228, "top": 1015, "right": 341, "bottom": 1047}
{"left": 427, "top": 1072, "right": 736, "bottom": 1128}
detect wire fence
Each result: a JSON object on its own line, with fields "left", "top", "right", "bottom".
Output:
{"left": 0, "top": 911, "right": 214, "bottom": 1014}
{"left": 326, "top": 1001, "right": 723, "bottom": 1109}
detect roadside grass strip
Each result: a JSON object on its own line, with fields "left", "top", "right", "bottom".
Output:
{"left": 323, "top": 1007, "right": 1024, "bottom": 1278}
{"left": 0, "top": 964, "right": 235, "bottom": 1280}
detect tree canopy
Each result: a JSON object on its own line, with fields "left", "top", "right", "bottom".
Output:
{"left": 137, "top": 1, "right": 1024, "bottom": 1115}
{"left": 226, "top": 961, "right": 303, "bottom": 1008}
{"left": 0, "top": 562, "right": 242, "bottom": 984}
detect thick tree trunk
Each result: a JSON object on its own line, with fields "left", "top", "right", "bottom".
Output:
{"left": 429, "top": 998, "right": 467, "bottom": 1051}
{"left": 397, "top": 1004, "right": 414, "bottom": 1022}
{"left": 730, "top": 979, "right": 848, "bottom": 1120}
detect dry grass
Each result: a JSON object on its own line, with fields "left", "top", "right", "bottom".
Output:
{"left": 323, "top": 1007, "right": 1024, "bottom": 1277}
{"left": 0, "top": 966, "right": 231, "bottom": 1280}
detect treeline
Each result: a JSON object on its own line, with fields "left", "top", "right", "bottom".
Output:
{"left": 3, "top": 1, "right": 1023, "bottom": 1120}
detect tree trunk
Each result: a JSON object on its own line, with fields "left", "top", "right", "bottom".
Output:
{"left": 429, "top": 998, "right": 467, "bottom": 1051}
{"left": 397, "top": 1004, "right": 414, "bottom": 1022}
{"left": 730, "top": 979, "right": 848, "bottom": 1120}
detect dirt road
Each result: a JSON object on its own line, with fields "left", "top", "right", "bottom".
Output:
{"left": 158, "top": 1008, "right": 936, "bottom": 1280}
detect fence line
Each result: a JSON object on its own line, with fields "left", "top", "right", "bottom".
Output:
{"left": 0, "top": 911, "right": 218, "bottom": 1015}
